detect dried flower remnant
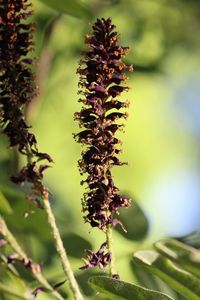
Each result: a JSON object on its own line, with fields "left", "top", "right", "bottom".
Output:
{"left": 0, "top": 0, "right": 52, "bottom": 207}
{"left": 7, "top": 254, "right": 41, "bottom": 274}
{"left": 75, "top": 17, "right": 132, "bottom": 270}
{"left": 0, "top": 239, "right": 7, "bottom": 247}
{"left": 80, "top": 242, "right": 112, "bottom": 270}
{"left": 32, "top": 280, "right": 66, "bottom": 298}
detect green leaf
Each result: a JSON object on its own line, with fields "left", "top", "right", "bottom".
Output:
{"left": 154, "top": 239, "right": 200, "bottom": 278}
{"left": 61, "top": 232, "right": 92, "bottom": 258}
{"left": 133, "top": 250, "right": 200, "bottom": 300}
{"left": 177, "top": 231, "right": 200, "bottom": 249}
{"left": 38, "top": 0, "right": 92, "bottom": 19}
{"left": 0, "top": 185, "right": 24, "bottom": 202}
{"left": 131, "top": 261, "right": 185, "bottom": 300}
{"left": 115, "top": 199, "right": 148, "bottom": 241}
{"left": 0, "top": 192, "right": 12, "bottom": 214}
{"left": 89, "top": 276, "right": 174, "bottom": 300}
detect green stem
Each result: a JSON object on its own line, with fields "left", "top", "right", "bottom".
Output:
{"left": 106, "top": 220, "right": 115, "bottom": 277}
{"left": 0, "top": 216, "right": 64, "bottom": 300}
{"left": 24, "top": 145, "right": 83, "bottom": 299}
{"left": 0, "top": 282, "right": 30, "bottom": 300}
{"left": 43, "top": 194, "right": 84, "bottom": 300}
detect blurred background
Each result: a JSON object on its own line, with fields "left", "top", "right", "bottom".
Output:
{"left": 0, "top": 0, "right": 200, "bottom": 299}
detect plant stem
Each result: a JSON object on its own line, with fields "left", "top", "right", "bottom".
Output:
{"left": 106, "top": 221, "right": 115, "bottom": 277}
{"left": 0, "top": 282, "right": 30, "bottom": 300}
{"left": 0, "top": 216, "right": 64, "bottom": 300}
{"left": 43, "top": 193, "right": 84, "bottom": 300}
{"left": 24, "top": 144, "right": 83, "bottom": 299}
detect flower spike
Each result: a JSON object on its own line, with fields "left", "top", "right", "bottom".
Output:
{"left": 75, "top": 17, "right": 133, "bottom": 271}
{"left": 0, "top": 0, "right": 52, "bottom": 207}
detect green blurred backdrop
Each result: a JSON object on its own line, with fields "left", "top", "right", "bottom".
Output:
{"left": 0, "top": 0, "right": 200, "bottom": 299}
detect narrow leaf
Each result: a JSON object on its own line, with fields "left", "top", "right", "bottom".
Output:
{"left": 154, "top": 239, "right": 200, "bottom": 278}
{"left": 38, "top": 0, "right": 92, "bottom": 19}
{"left": 0, "top": 191, "right": 12, "bottom": 214}
{"left": 177, "top": 231, "right": 200, "bottom": 249}
{"left": 89, "top": 276, "right": 175, "bottom": 300}
{"left": 133, "top": 250, "right": 200, "bottom": 300}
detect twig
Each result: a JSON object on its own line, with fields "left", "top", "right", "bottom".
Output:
{"left": 22, "top": 145, "right": 84, "bottom": 299}
{"left": 0, "top": 215, "right": 64, "bottom": 300}
{"left": 106, "top": 212, "right": 115, "bottom": 277}
{"left": 43, "top": 193, "right": 84, "bottom": 300}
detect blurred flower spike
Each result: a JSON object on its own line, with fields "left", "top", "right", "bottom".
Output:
{"left": 0, "top": 0, "right": 52, "bottom": 207}
{"left": 75, "top": 18, "right": 132, "bottom": 268}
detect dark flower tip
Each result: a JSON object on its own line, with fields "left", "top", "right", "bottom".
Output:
{"left": 75, "top": 17, "right": 132, "bottom": 231}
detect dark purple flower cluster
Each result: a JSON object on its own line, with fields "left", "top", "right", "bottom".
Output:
{"left": 75, "top": 18, "right": 132, "bottom": 230}
{"left": 80, "top": 242, "right": 111, "bottom": 270}
{"left": 0, "top": 0, "right": 52, "bottom": 207}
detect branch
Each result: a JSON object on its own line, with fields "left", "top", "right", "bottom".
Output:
{"left": 0, "top": 215, "right": 64, "bottom": 300}
{"left": 43, "top": 193, "right": 84, "bottom": 300}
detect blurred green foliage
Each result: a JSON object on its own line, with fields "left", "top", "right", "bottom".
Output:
{"left": 89, "top": 239, "right": 200, "bottom": 299}
{"left": 0, "top": 0, "right": 200, "bottom": 299}
{"left": 133, "top": 239, "right": 200, "bottom": 300}
{"left": 89, "top": 276, "right": 174, "bottom": 300}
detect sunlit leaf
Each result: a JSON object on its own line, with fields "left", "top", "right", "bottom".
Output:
{"left": 130, "top": 261, "right": 184, "bottom": 300}
{"left": 154, "top": 239, "right": 200, "bottom": 278}
{"left": 38, "top": 0, "right": 92, "bottom": 19}
{"left": 177, "top": 232, "right": 200, "bottom": 249}
{"left": 89, "top": 276, "right": 174, "bottom": 300}
{"left": 133, "top": 250, "right": 200, "bottom": 300}
{"left": 76, "top": 269, "right": 101, "bottom": 297}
